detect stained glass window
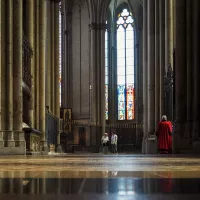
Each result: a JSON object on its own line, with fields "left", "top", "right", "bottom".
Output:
{"left": 117, "top": 9, "right": 135, "bottom": 120}
{"left": 105, "top": 28, "right": 108, "bottom": 120}
{"left": 59, "top": 4, "right": 62, "bottom": 106}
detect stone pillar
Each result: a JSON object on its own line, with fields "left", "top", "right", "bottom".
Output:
{"left": 169, "top": 0, "right": 174, "bottom": 67}
{"left": 54, "top": 3, "right": 61, "bottom": 151}
{"left": 35, "top": 0, "right": 40, "bottom": 130}
{"left": 6, "top": 0, "right": 14, "bottom": 146}
{"left": 186, "top": 0, "right": 193, "bottom": 139}
{"left": 27, "top": 0, "right": 35, "bottom": 128}
{"left": 0, "top": 0, "right": 3, "bottom": 146}
{"left": 100, "top": 25, "right": 106, "bottom": 136}
{"left": 147, "top": 0, "right": 155, "bottom": 134}
{"left": 192, "top": 0, "right": 200, "bottom": 140}
{"left": 13, "top": 0, "right": 25, "bottom": 152}
{"left": 51, "top": 2, "right": 55, "bottom": 114}
{"left": 0, "top": 0, "right": 6, "bottom": 148}
{"left": 89, "top": 22, "right": 106, "bottom": 152}
{"left": 173, "top": 0, "right": 187, "bottom": 153}
{"left": 142, "top": 0, "right": 148, "bottom": 153}
{"left": 165, "top": 0, "right": 169, "bottom": 72}
{"left": 159, "top": 0, "right": 165, "bottom": 119}
{"left": 46, "top": 0, "right": 51, "bottom": 110}
{"left": 39, "top": 0, "right": 47, "bottom": 151}
{"left": 155, "top": 0, "right": 160, "bottom": 128}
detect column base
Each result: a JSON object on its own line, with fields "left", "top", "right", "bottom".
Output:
{"left": 0, "top": 141, "right": 26, "bottom": 155}
{"left": 186, "top": 120, "right": 193, "bottom": 139}
{"left": 193, "top": 139, "right": 200, "bottom": 153}
{"left": 56, "top": 144, "right": 62, "bottom": 153}
{"left": 173, "top": 121, "right": 181, "bottom": 154}
{"left": 0, "top": 141, "right": 5, "bottom": 148}
{"left": 7, "top": 140, "right": 15, "bottom": 147}
{"left": 40, "top": 140, "right": 48, "bottom": 154}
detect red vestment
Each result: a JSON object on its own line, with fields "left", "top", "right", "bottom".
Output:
{"left": 156, "top": 121, "right": 172, "bottom": 151}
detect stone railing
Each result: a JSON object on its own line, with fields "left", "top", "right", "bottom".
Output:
{"left": 22, "top": 34, "right": 33, "bottom": 88}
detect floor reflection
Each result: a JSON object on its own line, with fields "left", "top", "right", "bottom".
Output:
{"left": 1, "top": 177, "right": 200, "bottom": 195}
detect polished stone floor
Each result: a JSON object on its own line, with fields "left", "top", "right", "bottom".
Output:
{"left": 0, "top": 154, "right": 200, "bottom": 199}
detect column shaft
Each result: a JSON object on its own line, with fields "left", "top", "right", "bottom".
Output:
{"left": 13, "top": 0, "right": 24, "bottom": 140}
{"left": 46, "top": 1, "right": 51, "bottom": 110}
{"left": 192, "top": 0, "right": 200, "bottom": 139}
{"left": 155, "top": 0, "right": 160, "bottom": 128}
{"left": 0, "top": 0, "right": 2, "bottom": 142}
{"left": 51, "top": 2, "right": 55, "bottom": 114}
{"left": 159, "top": 0, "right": 165, "bottom": 119}
{"left": 169, "top": 0, "right": 174, "bottom": 67}
{"left": 27, "top": 0, "right": 35, "bottom": 128}
{"left": 39, "top": 0, "right": 47, "bottom": 142}
{"left": 100, "top": 28, "right": 106, "bottom": 136}
{"left": 173, "top": 0, "right": 187, "bottom": 153}
{"left": 186, "top": 0, "right": 193, "bottom": 138}
{"left": 165, "top": 0, "right": 169, "bottom": 71}
{"left": 6, "top": 0, "right": 14, "bottom": 144}
{"left": 35, "top": 0, "right": 40, "bottom": 130}
{"left": 0, "top": 0, "right": 6, "bottom": 144}
{"left": 142, "top": 0, "right": 147, "bottom": 137}
{"left": 54, "top": 3, "right": 60, "bottom": 146}
{"left": 147, "top": 0, "right": 155, "bottom": 134}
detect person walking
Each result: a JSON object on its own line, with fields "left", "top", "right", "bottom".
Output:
{"left": 111, "top": 131, "right": 118, "bottom": 153}
{"left": 101, "top": 133, "right": 109, "bottom": 154}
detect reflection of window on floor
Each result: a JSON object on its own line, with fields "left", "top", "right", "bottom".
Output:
{"left": 105, "top": 7, "right": 135, "bottom": 121}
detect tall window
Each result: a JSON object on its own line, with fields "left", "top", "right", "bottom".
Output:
{"left": 117, "top": 8, "right": 135, "bottom": 120}
{"left": 59, "top": 4, "right": 62, "bottom": 106}
{"left": 105, "top": 28, "right": 109, "bottom": 120}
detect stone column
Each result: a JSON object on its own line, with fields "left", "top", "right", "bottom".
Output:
{"left": 159, "top": 0, "right": 165, "bottom": 119}
{"left": 155, "top": 0, "right": 160, "bottom": 128}
{"left": 6, "top": 0, "right": 14, "bottom": 146}
{"left": 13, "top": 0, "right": 25, "bottom": 151}
{"left": 100, "top": 24, "right": 106, "bottom": 137}
{"left": 147, "top": 0, "right": 155, "bottom": 134}
{"left": 186, "top": 0, "right": 193, "bottom": 139}
{"left": 0, "top": 0, "right": 2, "bottom": 146}
{"left": 0, "top": 0, "right": 6, "bottom": 148}
{"left": 27, "top": 0, "right": 35, "bottom": 128}
{"left": 35, "top": 0, "right": 40, "bottom": 130}
{"left": 192, "top": 0, "right": 200, "bottom": 140}
{"left": 89, "top": 22, "right": 106, "bottom": 152}
{"left": 39, "top": 0, "right": 47, "bottom": 151}
{"left": 165, "top": 0, "right": 169, "bottom": 72}
{"left": 89, "top": 23, "right": 97, "bottom": 125}
{"left": 54, "top": 3, "right": 61, "bottom": 151}
{"left": 142, "top": 0, "right": 148, "bottom": 153}
{"left": 51, "top": 2, "right": 55, "bottom": 114}
{"left": 173, "top": 0, "right": 187, "bottom": 153}
{"left": 46, "top": 0, "right": 51, "bottom": 111}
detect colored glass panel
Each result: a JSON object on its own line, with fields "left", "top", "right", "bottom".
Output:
{"left": 117, "top": 8, "right": 135, "bottom": 120}
{"left": 118, "top": 85, "right": 126, "bottom": 120}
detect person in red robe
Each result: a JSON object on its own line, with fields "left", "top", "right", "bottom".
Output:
{"left": 156, "top": 115, "right": 173, "bottom": 154}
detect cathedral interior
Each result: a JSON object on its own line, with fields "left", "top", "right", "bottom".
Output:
{"left": 0, "top": 0, "right": 200, "bottom": 199}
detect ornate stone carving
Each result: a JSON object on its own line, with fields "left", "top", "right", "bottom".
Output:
{"left": 164, "top": 64, "right": 173, "bottom": 93}
{"left": 89, "top": 22, "right": 107, "bottom": 31}
{"left": 22, "top": 34, "right": 33, "bottom": 88}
